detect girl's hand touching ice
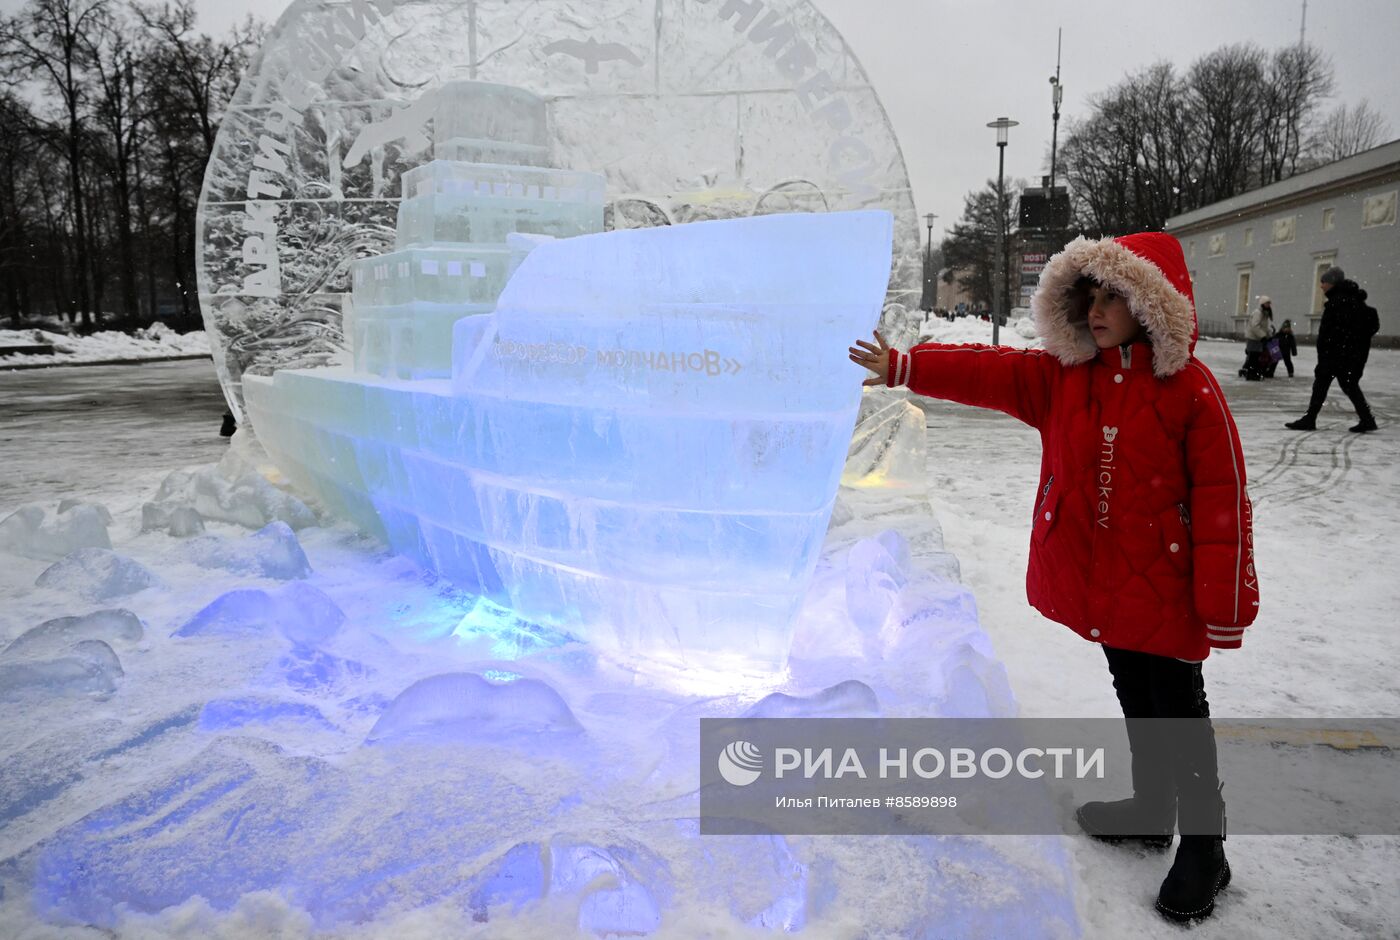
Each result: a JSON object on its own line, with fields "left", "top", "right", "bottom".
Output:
{"left": 848, "top": 330, "right": 892, "bottom": 387}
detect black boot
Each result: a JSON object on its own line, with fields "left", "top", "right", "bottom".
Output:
{"left": 1157, "top": 784, "right": 1229, "bottom": 922}
{"left": 1077, "top": 712, "right": 1175, "bottom": 848}
{"left": 1349, "top": 417, "right": 1378, "bottom": 433}
{"left": 1157, "top": 836, "right": 1230, "bottom": 921}
{"left": 1076, "top": 797, "right": 1173, "bottom": 848}
{"left": 1284, "top": 416, "right": 1316, "bottom": 431}
{"left": 220, "top": 412, "right": 237, "bottom": 437}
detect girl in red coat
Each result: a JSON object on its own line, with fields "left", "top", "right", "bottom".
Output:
{"left": 850, "top": 232, "right": 1258, "bottom": 923}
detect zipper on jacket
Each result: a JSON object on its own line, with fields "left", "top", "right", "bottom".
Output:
{"left": 1177, "top": 502, "right": 1191, "bottom": 527}
{"left": 1038, "top": 475, "right": 1055, "bottom": 511}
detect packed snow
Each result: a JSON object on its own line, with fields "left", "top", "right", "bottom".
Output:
{"left": 917, "top": 311, "right": 1042, "bottom": 348}
{"left": 0, "top": 324, "right": 210, "bottom": 367}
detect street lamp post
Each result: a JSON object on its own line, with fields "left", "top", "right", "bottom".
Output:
{"left": 986, "top": 117, "right": 1019, "bottom": 345}
{"left": 922, "top": 212, "right": 938, "bottom": 312}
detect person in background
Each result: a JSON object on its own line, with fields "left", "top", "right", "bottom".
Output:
{"left": 1271, "top": 318, "right": 1298, "bottom": 378}
{"left": 1239, "top": 296, "right": 1274, "bottom": 381}
{"left": 1285, "top": 267, "right": 1379, "bottom": 433}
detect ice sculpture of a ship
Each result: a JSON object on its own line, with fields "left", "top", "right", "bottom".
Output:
{"left": 243, "top": 81, "right": 893, "bottom": 673}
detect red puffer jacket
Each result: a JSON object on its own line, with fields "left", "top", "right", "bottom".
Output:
{"left": 889, "top": 233, "right": 1258, "bottom": 660}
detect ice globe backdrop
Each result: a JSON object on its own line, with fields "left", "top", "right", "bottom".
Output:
{"left": 197, "top": 0, "right": 923, "bottom": 421}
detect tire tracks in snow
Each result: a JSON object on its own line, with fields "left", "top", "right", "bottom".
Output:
{"left": 1251, "top": 431, "right": 1358, "bottom": 509}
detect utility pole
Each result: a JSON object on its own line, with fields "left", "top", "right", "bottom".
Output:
{"left": 1048, "top": 28, "right": 1064, "bottom": 189}
{"left": 1299, "top": 0, "right": 1307, "bottom": 48}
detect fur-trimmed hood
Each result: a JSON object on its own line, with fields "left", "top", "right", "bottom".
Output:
{"left": 1030, "top": 232, "right": 1198, "bottom": 378}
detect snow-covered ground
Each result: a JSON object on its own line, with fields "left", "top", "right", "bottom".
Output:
{"left": 1, "top": 329, "right": 1397, "bottom": 938}
{"left": 0, "top": 325, "right": 210, "bottom": 367}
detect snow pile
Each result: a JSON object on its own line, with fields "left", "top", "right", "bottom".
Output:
{"left": 0, "top": 651, "right": 122, "bottom": 702}
{"left": 0, "top": 610, "right": 142, "bottom": 703}
{"left": 917, "top": 312, "right": 1042, "bottom": 348}
{"left": 2, "top": 608, "right": 145, "bottom": 658}
{"left": 0, "top": 500, "right": 112, "bottom": 560}
{"left": 141, "top": 503, "right": 206, "bottom": 537}
{"left": 0, "top": 324, "right": 210, "bottom": 366}
{"left": 33, "top": 548, "right": 160, "bottom": 601}
{"left": 147, "top": 446, "right": 316, "bottom": 531}
{"left": 366, "top": 672, "right": 585, "bottom": 744}
{"left": 174, "top": 582, "right": 345, "bottom": 645}
{"left": 180, "top": 521, "right": 312, "bottom": 580}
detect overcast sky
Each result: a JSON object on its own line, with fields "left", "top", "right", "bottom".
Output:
{"left": 6, "top": 0, "right": 1398, "bottom": 244}
{"left": 819, "top": 0, "right": 1400, "bottom": 243}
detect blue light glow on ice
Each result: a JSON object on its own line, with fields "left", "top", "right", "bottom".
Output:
{"left": 3, "top": 469, "right": 1080, "bottom": 937}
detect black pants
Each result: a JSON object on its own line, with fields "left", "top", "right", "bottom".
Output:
{"left": 1304, "top": 363, "right": 1372, "bottom": 422}
{"left": 1240, "top": 348, "right": 1263, "bottom": 379}
{"left": 1104, "top": 646, "right": 1222, "bottom": 835}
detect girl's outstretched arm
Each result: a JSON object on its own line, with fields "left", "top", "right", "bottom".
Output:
{"left": 853, "top": 332, "right": 1059, "bottom": 430}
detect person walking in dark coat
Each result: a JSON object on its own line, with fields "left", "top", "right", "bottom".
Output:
{"left": 1285, "top": 267, "right": 1380, "bottom": 433}
{"left": 1273, "top": 319, "right": 1298, "bottom": 378}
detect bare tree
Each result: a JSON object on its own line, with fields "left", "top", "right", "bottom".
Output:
{"left": 1060, "top": 41, "right": 1339, "bottom": 235}
{"left": 135, "top": 1, "right": 257, "bottom": 163}
{"left": 0, "top": 92, "right": 42, "bottom": 327}
{"left": 1, "top": 0, "right": 112, "bottom": 325}
{"left": 1309, "top": 99, "right": 1392, "bottom": 164}
{"left": 1, "top": 0, "right": 259, "bottom": 327}
{"left": 85, "top": 4, "right": 145, "bottom": 324}
{"left": 1059, "top": 63, "right": 1191, "bottom": 235}
{"left": 1257, "top": 44, "right": 1334, "bottom": 184}
{"left": 1187, "top": 44, "right": 1266, "bottom": 204}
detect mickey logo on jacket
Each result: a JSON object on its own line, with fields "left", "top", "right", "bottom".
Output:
{"left": 1102, "top": 426, "right": 1119, "bottom": 442}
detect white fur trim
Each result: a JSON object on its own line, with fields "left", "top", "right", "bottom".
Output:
{"left": 1030, "top": 236, "right": 1196, "bottom": 378}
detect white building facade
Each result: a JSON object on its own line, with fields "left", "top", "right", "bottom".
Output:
{"left": 1165, "top": 140, "right": 1400, "bottom": 340}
